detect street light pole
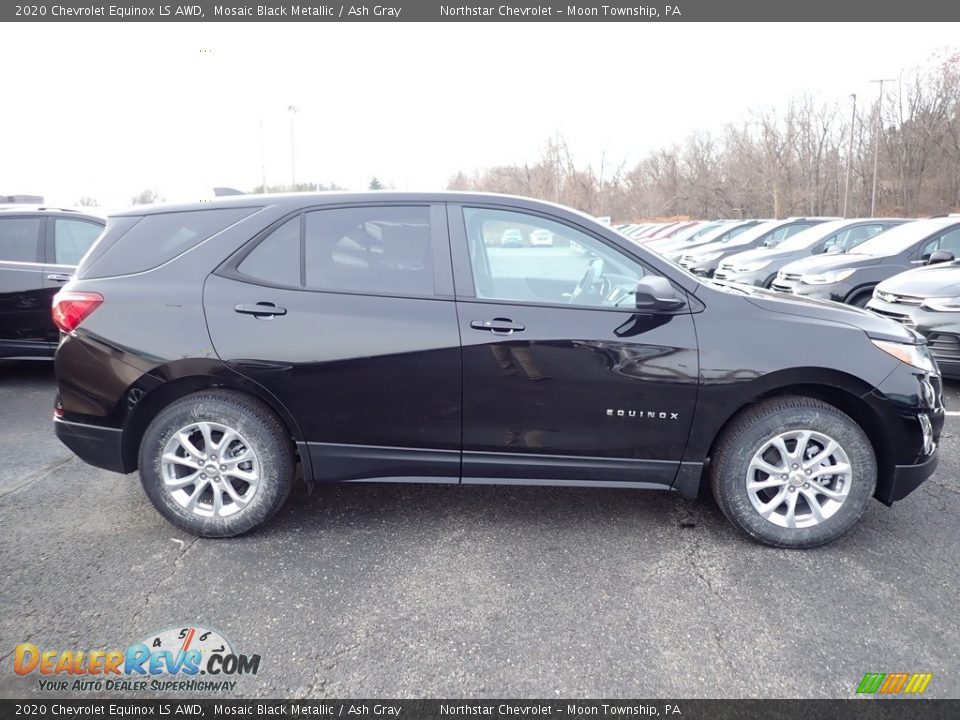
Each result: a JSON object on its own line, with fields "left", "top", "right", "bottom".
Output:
{"left": 843, "top": 94, "right": 856, "bottom": 218}
{"left": 287, "top": 106, "right": 299, "bottom": 190}
{"left": 869, "top": 79, "right": 894, "bottom": 217}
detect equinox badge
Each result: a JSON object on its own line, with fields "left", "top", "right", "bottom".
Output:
{"left": 607, "top": 409, "right": 679, "bottom": 420}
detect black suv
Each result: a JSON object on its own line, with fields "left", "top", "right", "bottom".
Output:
{"left": 53, "top": 193, "right": 943, "bottom": 548}
{"left": 0, "top": 206, "right": 104, "bottom": 359}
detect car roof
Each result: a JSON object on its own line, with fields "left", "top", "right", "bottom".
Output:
{"left": 0, "top": 205, "right": 105, "bottom": 221}
{"left": 107, "top": 191, "right": 596, "bottom": 221}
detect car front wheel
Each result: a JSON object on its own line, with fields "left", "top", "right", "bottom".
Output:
{"left": 138, "top": 390, "right": 294, "bottom": 537}
{"left": 710, "top": 396, "right": 876, "bottom": 548}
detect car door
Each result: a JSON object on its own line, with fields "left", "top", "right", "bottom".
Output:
{"left": 0, "top": 214, "right": 48, "bottom": 355}
{"left": 203, "top": 203, "right": 462, "bottom": 484}
{"left": 448, "top": 204, "right": 699, "bottom": 488}
{"left": 40, "top": 216, "right": 105, "bottom": 342}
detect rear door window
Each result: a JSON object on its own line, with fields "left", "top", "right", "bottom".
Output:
{"left": 0, "top": 217, "right": 42, "bottom": 263}
{"left": 304, "top": 206, "right": 433, "bottom": 297}
{"left": 236, "top": 217, "right": 301, "bottom": 288}
{"left": 53, "top": 218, "right": 104, "bottom": 266}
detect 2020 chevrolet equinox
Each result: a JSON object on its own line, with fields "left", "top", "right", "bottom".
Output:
{"left": 53, "top": 193, "right": 943, "bottom": 548}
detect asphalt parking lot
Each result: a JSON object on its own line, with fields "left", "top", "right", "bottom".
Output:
{"left": 0, "top": 359, "right": 958, "bottom": 699}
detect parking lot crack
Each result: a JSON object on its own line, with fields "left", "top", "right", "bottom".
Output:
{"left": 128, "top": 537, "right": 201, "bottom": 628}
{"left": 0, "top": 456, "right": 75, "bottom": 501}
{"left": 676, "top": 505, "right": 735, "bottom": 670}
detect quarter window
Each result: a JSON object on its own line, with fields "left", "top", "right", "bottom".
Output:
{"left": 0, "top": 217, "right": 42, "bottom": 262}
{"left": 304, "top": 206, "right": 433, "bottom": 297}
{"left": 53, "top": 219, "right": 103, "bottom": 265}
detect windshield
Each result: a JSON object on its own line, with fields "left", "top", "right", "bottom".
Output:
{"left": 776, "top": 220, "right": 852, "bottom": 251}
{"left": 720, "top": 220, "right": 782, "bottom": 246}
{"left": 668, "top": 222, "right": 713, "bottom": 243}
{"left": 852, "top": 220, "right": 943, "bottom": 256}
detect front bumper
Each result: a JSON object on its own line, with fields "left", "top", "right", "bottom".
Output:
{"left": 869, "top": 364, "right": 944, "bottom": 504}
{"left": 679, "top": 258, "right": 717, "bottom": 278}
{"left": 867, "top": 297, "right": 960, "bottom": 378}
{"left": 54, "top": 416, "right": 131, "bottom": 474}
{"left": 884, "top": 453, "right": 940, "bottom": 505}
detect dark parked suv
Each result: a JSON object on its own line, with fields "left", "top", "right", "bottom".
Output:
{"left": 53, "top": 193, "right": 943, "bottom": 548}
{"left": 772, "top": 217, "right": 960, "bottom": 306}
{"left": 678, "top": 217, "right": 829, "bottom": 277}
{"left": 0, "top": 206, "right": 104, "bottom": 359}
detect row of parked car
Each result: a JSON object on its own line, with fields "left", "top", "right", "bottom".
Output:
{"left": 614, "top": 215, "right": 960, "bottom": 377}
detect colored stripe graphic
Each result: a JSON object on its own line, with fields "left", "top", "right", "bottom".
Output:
{"left": 879, "top": 672, "right": 909, "bottom": 693}
{"left": 904, "top": 673, "right": 933, "bottom": 694}
{"left": 857, "top": 672, "right": 932, "bottom": 694}
{"left": 857, "top": 673, "right": 885, "bottom": 693}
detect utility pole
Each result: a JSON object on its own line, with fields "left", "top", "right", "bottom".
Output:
{"left": 843, "top": 94, "right": 856, "bottom": 218}
{"left": 287, "top": 106, "right": 299, "bottom": 190}
{"left": 259, "top": 118, "right": 268, "bottom": 193}
{"left": 555, "top": 126, "right": 561, "bottom": 204}
{"left": 869, "top": 79, "right": 894, "bottom": 217}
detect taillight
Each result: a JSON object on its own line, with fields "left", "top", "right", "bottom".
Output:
{"left": 52, "top": 291, "right": 104, "bottom": 333}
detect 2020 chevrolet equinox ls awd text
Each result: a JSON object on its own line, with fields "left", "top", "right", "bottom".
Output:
{"left": 52, "top": 193, "right": 943, "bottom": 548}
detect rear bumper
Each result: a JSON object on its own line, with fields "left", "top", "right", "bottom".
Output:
{"left": 54, "top": 416, "right": 131, "bottom": 474}
{"left": 878, "top": 453, "right": 939, "bottom": 505}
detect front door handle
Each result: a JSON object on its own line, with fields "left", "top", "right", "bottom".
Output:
{"left": 47, "top": 273, "right": 71, "bottom": 283}
{"left": 234, "top": 302, "right": 287, "bottom": 318}
{"left": 470, "top": 318, "right": 525, "bottom": 335}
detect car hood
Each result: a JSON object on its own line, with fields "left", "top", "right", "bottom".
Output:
{"left": 781, "top": 252, "right": 879, "bottom": 275}
{"left": 686, "top": 240, "right": 748, "bottom": 258}
{"left": 876, "top": 263, "right": 960, "bottom": 296}
{"left": 723, "top": 246, "right": 797, "bottom": 265}
{"left": 710, "top": 282, "right": 918, "bottom": 344}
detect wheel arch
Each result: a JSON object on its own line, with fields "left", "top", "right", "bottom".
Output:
{"left": 844, "top": 283, "right": 877, "bottom": 305}
{"left": 118, "top": 366, "right": 311, "bottom": 481}
{"left": 685, "top": 370, "right": 892, "bottom": 500}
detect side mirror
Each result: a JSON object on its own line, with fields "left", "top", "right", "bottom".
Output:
{"left": 826, "top": 244, "right": 843, "bottom": 254}
{"left": 635, "top": 276, "right": 685, "bottom": 311}
{"left": 928, "top": 249, "right": 954, "bottom": 265}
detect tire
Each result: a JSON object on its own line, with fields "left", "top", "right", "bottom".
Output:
{"left": 138, "top": 390, "right": 294, "bottom": 537}
{"left": 849, "top": 291, "right": 872, "bottom": 308}
{"left": 709, "top": 396, "right": 876, "bottom": 549}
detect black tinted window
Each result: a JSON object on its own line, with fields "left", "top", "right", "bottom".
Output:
{"left": 54, "top": 219, "right": 103, "bottom": 265}
{"left": 237, "top": 217, "right": 301, "bottom": 287}
{"left": 304, "top": 206, "right": 432, "bottom": 296}
{"left": 0, "top": 217, "right": 42, "bottom": 262}
{"left": 83, "top": 207, "right": 257, "bottom": 278}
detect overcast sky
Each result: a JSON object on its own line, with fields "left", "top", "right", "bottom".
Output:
{"left": 1, "top": 22, "right": 957, "bottom": 207}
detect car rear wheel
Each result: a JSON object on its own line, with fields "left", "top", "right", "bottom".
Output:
{"left": 710, "top": 396, "right": 876, "bottom": 548}
{"left": 138, "top": 390, "right": 294, "bottom": 537}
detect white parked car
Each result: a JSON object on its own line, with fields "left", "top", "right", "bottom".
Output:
{"left": 529, "top": 229, "right": 554, "bottom": 247}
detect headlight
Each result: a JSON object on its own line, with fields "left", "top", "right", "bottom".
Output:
{"left": 871, "top": 339, "right": 939, "bottom": 374}
{"left": 800, "top": 268, "right": 856, "bottom": 285}
{"left": 921, "top": 296, "right": 960, "bottom": 312}
{"left": 734, "top": 260, "right": 772, "bottom": 272}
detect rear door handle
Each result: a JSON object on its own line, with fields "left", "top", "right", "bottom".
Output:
{"left": 234, "top": 302, "right": 287, "bottom": 318}
{"left": 47, "top": 273, "right": 71, "bottom": 282}
{"left": 470, "top": 318, "right": 525, "bottom": 334}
